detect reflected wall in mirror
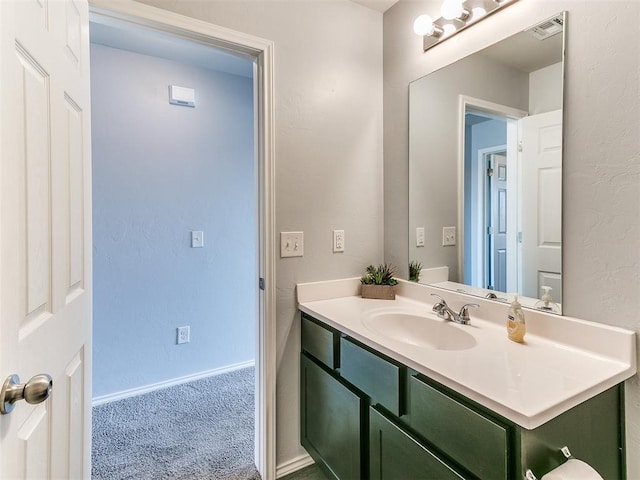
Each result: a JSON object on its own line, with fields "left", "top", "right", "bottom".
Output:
{"left": 409, "top": 13, "right": 565, "bottom": 313}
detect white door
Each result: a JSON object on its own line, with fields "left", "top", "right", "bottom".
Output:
{"left": 520, "top": 110, "right": 562, "bottom": 302}
{"left": 0, "top": 0, "right": 92, "bottom": 478}
{"left": 487, "top": 152, "right": 508, "bottom": 292}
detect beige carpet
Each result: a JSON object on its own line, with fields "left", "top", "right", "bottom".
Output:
{"left": 92, "top": 367, "right": 259, "bottom": 479}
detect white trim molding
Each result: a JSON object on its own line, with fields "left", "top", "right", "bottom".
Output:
{"left": 275, "top": 453, "right": 314, "bottom": 479}
{"left": 88, "top": 2, "right": 276, "bottom": 478}
{"left": 92, "top": 361, "right": 256, "bottom": 406}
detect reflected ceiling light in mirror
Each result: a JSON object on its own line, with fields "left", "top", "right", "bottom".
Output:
{"left": 415, "top": 0, "right": 520, "bottom": 52}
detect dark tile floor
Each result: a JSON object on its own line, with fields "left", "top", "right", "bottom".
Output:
{"left": 281, "top": 464, "right": 330, "bottom": 480}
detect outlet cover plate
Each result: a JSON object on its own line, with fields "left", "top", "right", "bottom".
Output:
{"left": 333, "top": 230, "right": 345, "bottom": 252}
{"left": 177, "top": 326, "right": 190, "bottom": 344}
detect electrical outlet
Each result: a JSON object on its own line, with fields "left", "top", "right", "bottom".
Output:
{"left": 177, "top": 326, "right": 190, "bottom": 344}
{"left": 416, "top": 227, "right": 425, "bottom": 247}
{"left": 280, "top": 232, "right": 304, "bottom": 258}
{"left": 333, "top": 230, "right": 345, "bottom": 252}
{"left": 442, "top": 226, "right": 456, "bottom": 246}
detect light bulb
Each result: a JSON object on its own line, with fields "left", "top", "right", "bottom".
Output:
{"left": 471, "top": 7, "right": 487, "bottom": 20}
{"left": 413, "top": 14, "right": 436, "bottom": 36}
{"left": 441, "top": 0, "right": 468, "bottom": 20}
{"left": 442, "top": 24, "right": 457, "bottom": 37}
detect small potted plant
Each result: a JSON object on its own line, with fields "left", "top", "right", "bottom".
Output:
{"left": 409, "top": 260, "right": 423, "bottom": 283}
{"left": 360, "top": 264, "right": 398, "bottom": 300}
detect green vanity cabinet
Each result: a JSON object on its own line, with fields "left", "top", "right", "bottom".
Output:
{"left": 301, "top": 313, "right": 340, "bottom": 369}
{"left": 513, "top": 385, "right": 624, "bottom": 479}
{"left": 369, "top": 406, "right": 465, "bottom": 480}
{"left": 404, "top": 373, "right": 510, "bottom": 479}
{"left": 300, "top": 353, "right": 367, "bottom": 480}
{"left": 340, "top": 336, "right": 404, "bottom": 417}
{"left": 300, "top": 313, "right": 625, "bottom": 480}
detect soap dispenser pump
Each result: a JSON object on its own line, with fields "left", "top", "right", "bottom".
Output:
{"left": 507, "top": 295, "right": 526, "bottom": 343}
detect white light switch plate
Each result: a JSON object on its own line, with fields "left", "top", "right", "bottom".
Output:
{"left": 191, "top": 231, "right": 204, "bottom": 248}
{"left": 416, "top": 227, "right": 425, "bottom": 247}
{"left": 281, "top": 231, "right": 304, "bottom": 257}
{"left": 442, "top": 226, "right": 456, "bottom": 246}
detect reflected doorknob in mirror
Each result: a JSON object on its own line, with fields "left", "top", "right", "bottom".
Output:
{"left": 0, "top": 373, "right": 53, "bottom": 415}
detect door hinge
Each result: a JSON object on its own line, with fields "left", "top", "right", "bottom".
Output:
{"left": 487, "top": 226, "right": 493, "bottom": 235}
{"left": 259, "top": 277, "right": 265, "bottom": 290}
{"left": 517, "top": 231, "right": 523, "bottom": 243}
{"left": 518, "top": 141, "right": 523, "bottom": 152}
{"left": 487, "top": 167, "right": 494, "bottom": 177}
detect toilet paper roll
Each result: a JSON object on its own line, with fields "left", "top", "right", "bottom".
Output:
{"left": 541, "top": 459, "right": 604, "bottom": 480}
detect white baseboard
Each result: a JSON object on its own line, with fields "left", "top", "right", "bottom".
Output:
{"left": 92, "top": 360, "right": 255, "bottom": 406}
{"left": 276, "top": 453, "right": 314, "bottom": 478}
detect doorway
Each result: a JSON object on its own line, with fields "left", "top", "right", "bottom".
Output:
{"left": 460, "top": 98, "right": 526, "bottom": 295}
{"left": 88, "top": 3, "right": 275, "bottom": 478}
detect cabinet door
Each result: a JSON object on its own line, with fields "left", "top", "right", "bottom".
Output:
{"left": 370, "top": 407, "right": 465, "bottom": 480}
{"left": 408, "top": 374, "right": 509, "bottom": 479}
{"left": 300, "top": 353, "right": 365, "bottom": 480}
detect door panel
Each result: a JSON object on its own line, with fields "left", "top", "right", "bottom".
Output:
{"left": 1, "top": 0, "right": 92, "bottom": 478}
{"left": 488, "top": 153, "right": 508, "bottom": 291}
{"left": 520, "top": 110, "right": 562, "bottom": 302}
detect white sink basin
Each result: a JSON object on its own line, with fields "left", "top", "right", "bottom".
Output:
{"left": 362, "top": 308, "right": 477, "bottom": 351}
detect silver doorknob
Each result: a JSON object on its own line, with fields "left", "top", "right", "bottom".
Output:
{"left": 0, "top": 373, "right": 53, "bottom": 415}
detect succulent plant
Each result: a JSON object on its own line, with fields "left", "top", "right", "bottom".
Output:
{"left": 409, "top": 260, "right": 423, "bottom": 282}
{"left": 360, "top": 264, "right": 398, "bottom": 286}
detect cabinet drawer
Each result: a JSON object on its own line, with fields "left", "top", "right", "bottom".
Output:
{"left": 340, "top": 336, "right": 403, "bottom": 416}
{"left": 301, "top": 314, "right": 339, "bottom": 369}
{"left": 408, "top": 375, "right": 509, "bottom": 479}
{"left": 370, "top": 406, "right": 464, "bottom": 480}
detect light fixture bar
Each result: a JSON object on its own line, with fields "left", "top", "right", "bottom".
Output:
{"left": 421, "top": 0, "right": 520, "bottom": 52}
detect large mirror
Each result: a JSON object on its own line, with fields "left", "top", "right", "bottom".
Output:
{"left": 409, "top": 13, "right": 565, "bottom": 313}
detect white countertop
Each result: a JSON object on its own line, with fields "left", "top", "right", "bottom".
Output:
{"left": 297, "top": 278, "right": 636, "bottom": 430}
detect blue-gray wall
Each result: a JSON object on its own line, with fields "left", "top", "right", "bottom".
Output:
{"left": 463, "top": 119, "right": 506, "bottom": 284}
{"left": 91, "top": 43, "right": 256, "bottom": 398}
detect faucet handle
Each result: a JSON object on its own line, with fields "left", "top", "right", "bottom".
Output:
{"left": 430, "top": 293, "right": 447, "bottom": 305}
{"left": 458, "top": 303, "right": 479, "bottom": 323}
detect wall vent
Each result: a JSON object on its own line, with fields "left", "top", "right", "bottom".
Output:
{"left": 527, "top": 15, "right": 563, "bottom": 40}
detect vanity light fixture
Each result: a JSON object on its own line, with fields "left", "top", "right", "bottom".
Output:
{"left": 440, "top": 0, "right": 470, "bottom": 21}
{"left": 414, "top": 0, "right": 520, "bottom": 52}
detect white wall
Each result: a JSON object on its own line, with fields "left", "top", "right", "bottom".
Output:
{"left": 409, "top": 53, "right": 527, "bottom": 282}
{"left": 91, "top": 44, "right": 256, "bottom": 397}
{"left": 529, "top": 62, "right": 563, "bottom": 114}
{"left": 134, "top": 0, "right": 385, "bottom": 467}
{"left": 384, "top": 0, "right": 640, "bottom": 476}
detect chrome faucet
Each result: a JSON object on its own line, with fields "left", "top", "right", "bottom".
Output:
{"left": 431, "top": 293, "right": 479, "bottom": 325}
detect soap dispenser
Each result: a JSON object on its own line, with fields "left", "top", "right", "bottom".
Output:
{"left": 507, "top": 295, "right": 526, "bottom": 343}
{"left": 534, "top": 286, "right": 560, "bottom": 313}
